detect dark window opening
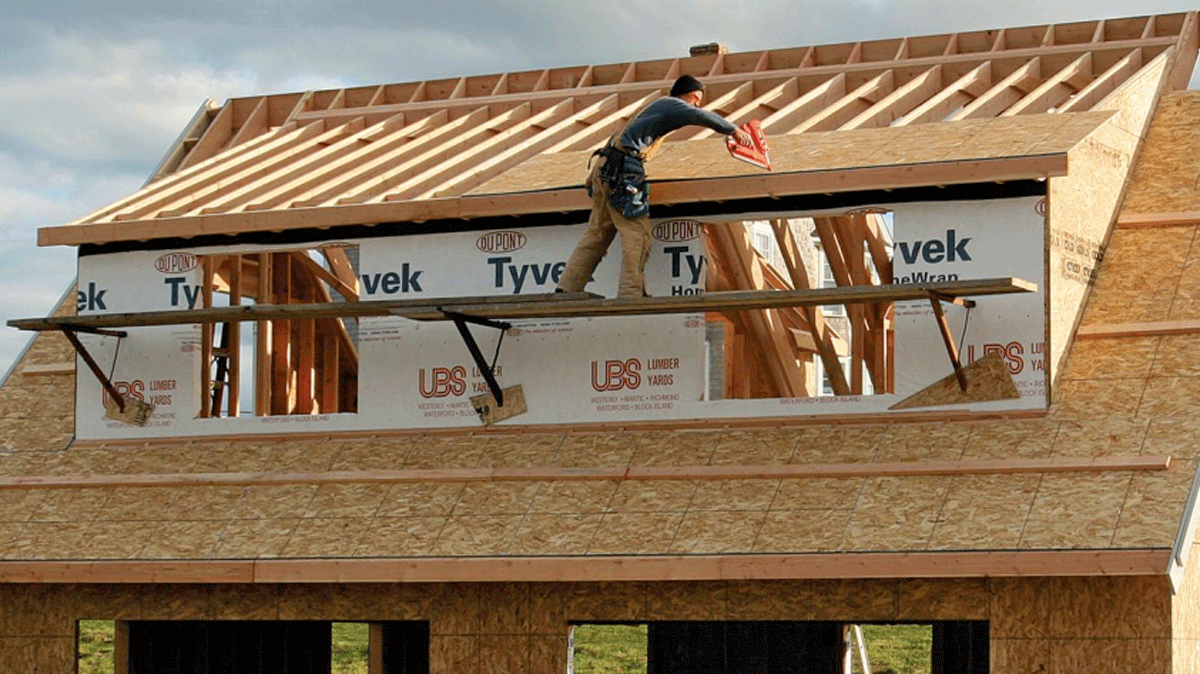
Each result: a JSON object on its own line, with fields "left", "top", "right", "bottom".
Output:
{"left": 570, "top": 620, "right": 987, "bottom": 674}
{"left": 84, "top": 619, "right": 429, "bottom": 674}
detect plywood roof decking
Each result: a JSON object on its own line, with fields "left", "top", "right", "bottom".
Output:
{"left": 1117, "top": 91, "right": 1200, "bottom": 218}
{"left": 0, "top": 421, "right": 1190, "bottom": 566}
{"left": 35, "top": 11, "right": 1198, "bottom": 247}
{"left": 470, "top": 111, "right": 1112, "bottom": 196}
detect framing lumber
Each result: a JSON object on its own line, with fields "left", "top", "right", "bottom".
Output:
{"left": 37, "top": 153, "right": 1070, "bottom": 247}
{"left": 19, "top": 362, "right": 75, "bottom": 375}
{"left": 84, "top": 122, "right": 315, "bottom": 224}
{"left": 841, "top": 65, "right": 944, "bottom": 129}
{"left": 1117, "top": 211, "right": 1200, "bottom": 228}
{"left": 0, "top": 549, "right": 1172, "bottom": 584}
{"left": 344, "top": 104, "right": 535, "bottom": 204}
{"left": 288, "top": 108, "right": 469, "bottom": 208}
{"left": 897, "top": 62, "right": 992, "bottom": 125}
{"left": 813, "top": 215, "right": 889, "bottom": 391}
{"left": 291, "top": 250, "right": 359, "bottom": 302}
{"left": 322, "top": 246, "right": 360, "bottom": 298}
{"left": 177, "top": 101, "right": 234, "bottom": 171}
{"left": 1003, "top": 52, "right": 1093, "bottom": 115}
{"left": 200, "top": 256, "right": 215, "bottom": 417}
{"left": 792, "top": 70, "right": 895, "bottom": 133}
{"left": 770, "top": 219, "right": 851, "bottom": 395}
{"left": 30, "top": 11, "right": 1194, "bottom": 255}
{"left": 270, "top": 252, "right": 291, "bottom": 415}
{"left": 760, "top": 74, "right": 848, "bottom": 133}
{"left": 152, "top": 121, "right": 346, "bottom": 219}
{"left": 419, "top": 96, "right": 620, "bottom": 198}
{"left": 950, "top": 58, "right": 1042, "bottom": 119}
{"left": 285, "top": 36, "right": 1181, "bottom": 128}
{"left": 9, "top": 278, "right": 1037, "bottom": 332}
{"left": 710, "top": 222, "right": 807, "bottom": 396}
{"left": 0, "top": 455, "right": 1169, "bottom": 491}
{"left": 227, "top": 255, "right": 242, "bottom": 416}
{"left": 1057, "top": 48, "right": 1143, "bottom": 113}
{"left": 1076, "top": 318, "right": 1200, "bottom": 338}
{"left": 255, "top": 252, "right": 271, "bottom": 416}
{"left": 542, "top": 91, "right": 659, "bottom": 153}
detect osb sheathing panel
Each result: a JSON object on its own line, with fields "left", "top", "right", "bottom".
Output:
{"left": 1113, "top": 459, "right": 1196, "bottom": 549}
{"left": 1019, "top": 472, "right": 1133, "bottom": 549}
{"left": 1173, "top": 543, "right": 1200, "bottom": 640}
{"left": 1122, "top": 92, "right": 1200, "bottom": 215}
{"left": 1050, "top": 418, "right": 1151, "bottom": 458}
{"left": 927, "top": 474, "right": 1039, "bottom": 550}
{"left": 1049, "top": 639, "right": 1171, "bottom": 674}
{"left": 471, "top": 111, "right": 1113, "bottom": 196}
{"left": 0, "top": 576, "right": 1184, "bottom": 673}
{"left": 0, "top": 430, "right": 1193, "bottom": 560}
{"left": 1046, "top": 53, "right": 1169, "bottom": 387}
{"left": 841, "top": 475, "right": 950, "bottom": 551}
{"left": 1081, "top": 226, "right": 1195, "bottom": 325}
{"left": 0, "top": 290, "right": 76, "bottom": 453}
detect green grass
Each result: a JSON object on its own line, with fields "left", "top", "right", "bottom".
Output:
{"left": 853, "top": 624, "right": 932, "bottom": 674}
{"left": 572, "top": 624, "right": 648, "bottom": 674}
{"left": 78, "top": 620, "right": 115, "bottom": 674}
{"left": 331, "top": 622, "right": 370, "bottom": 674}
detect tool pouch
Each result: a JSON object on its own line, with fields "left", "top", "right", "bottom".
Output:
{"left": 609, "top": 171, "right": 649, "bottom": 219}
{"left": 598, "top": 148, "right": 649, "bottom": 219}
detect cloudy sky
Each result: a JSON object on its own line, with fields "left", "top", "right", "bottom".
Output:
{"left": 1, "top": 0, "right": 1197, "bottom": 375}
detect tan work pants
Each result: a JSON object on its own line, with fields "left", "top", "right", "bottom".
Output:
{"left": 557, "top": 156, "right": 652, "bottom": 298}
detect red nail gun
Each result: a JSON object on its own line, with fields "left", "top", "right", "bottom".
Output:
{"left": 725, "top": 119, "right": 771, "bottom": 171}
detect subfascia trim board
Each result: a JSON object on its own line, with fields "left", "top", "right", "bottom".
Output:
{"left": 0, "top": 455, "right": 1170, "bottom": 491}
{"left": 39, "top": 154, "right": 1066, "bottom": 248}
{"left": 0, "top": 549, "right": 1172, "bottom": 583}
{"left": 1077, "top": 319, "right": 1200, "bottom": 338}
{"left": 1117, "top": 211, "right": 1200, "bottom": 228}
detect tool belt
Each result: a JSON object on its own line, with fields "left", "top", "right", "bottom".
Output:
{"left": 589, "top": 145, "right": 650, "bottom": 219}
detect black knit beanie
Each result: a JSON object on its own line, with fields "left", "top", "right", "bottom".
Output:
{"left": 669, "top": 75, "right": 704, "bottom": 97}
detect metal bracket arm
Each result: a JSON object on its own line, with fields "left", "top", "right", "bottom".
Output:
{"left": 925, "top": 291, "right": 969, "bottom": 392}
{"left": 441, "top": 310, "right": 512, "bottom": 407}
{"left": 59, "top": 327, "right": 129, "bottom": 412}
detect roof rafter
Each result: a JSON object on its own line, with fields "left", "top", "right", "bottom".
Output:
{"left": 1003, "top": 52, "right": 1094, "bottom": 115}
{"left": 947, "top": 57, "right": 1042, "bottom": 120}
{"left": 339, "top": 104, "right": 535, "bottom": 205}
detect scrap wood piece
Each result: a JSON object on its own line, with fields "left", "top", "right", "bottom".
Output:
{"left": 103, "top": 395, "right": 156, "bottom": 427}
{"left": 889, "top": 351, "right": 1019, "bottom": 410}
{"left": 470, "top": 384, "right": 527, "bottom": 425}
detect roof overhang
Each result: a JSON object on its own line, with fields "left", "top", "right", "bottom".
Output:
{"left": 0, "top": 550, "right": 1172, "bottom": 584}
{"left": 39, "top": 152, "right": 1068, "bottom": 249}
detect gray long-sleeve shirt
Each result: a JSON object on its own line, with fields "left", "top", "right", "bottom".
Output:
{"left": 618, "top": 96, "right": 737, "bottom": 154}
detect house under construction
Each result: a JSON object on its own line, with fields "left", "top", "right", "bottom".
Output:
{"left": 4, "top": 10, "right": 1200, "bottom": 673}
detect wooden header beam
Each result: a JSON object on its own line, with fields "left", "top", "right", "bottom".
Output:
{"left": 0, "top": 454, "right": 1169, "bottom": 491}
{"left": 8, "top": 277, "right": 1036, "bottom": 332}
{"left": 0, "top": 549, "right": 1172, "bottom": 584}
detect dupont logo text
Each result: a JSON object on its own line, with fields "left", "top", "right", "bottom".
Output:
{"left": 155, "top": 252, "right": 198, "bottom": 274}
{"left": 476, "top": 231, "right": 526, "bottom": 254}
{"left": 652, "top": 220, "right": 701, "bottom": 243}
